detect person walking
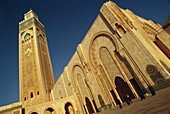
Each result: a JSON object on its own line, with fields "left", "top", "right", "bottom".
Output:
{"left": 124, "top": 95, "right": 130, "bottom": 105}
{"left": 127, "top": 94, "right": 132, "bottom": 103}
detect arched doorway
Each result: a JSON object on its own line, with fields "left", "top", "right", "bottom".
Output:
{"left": 115, "top": 77, "right": 134, "bottom": 102}
{"left": 65, "top": 102, "right": 74, "bottom": 114}
{"left": 85, "top": 97, "right": 94, "bottom": 114}
{"left": 45, "top": 107, "right": 55, "bottom": 114}
{"left": 98, "top": 95, "right": 105, "bottom": 107}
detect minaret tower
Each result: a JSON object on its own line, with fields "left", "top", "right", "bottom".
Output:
{"left": 19, "top": 9, "right": 55, "bottom": 107}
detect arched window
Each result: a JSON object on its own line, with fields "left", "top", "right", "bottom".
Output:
{"left": 37, "top": 91, "right": 39, "bottom": 95}
{"left": 30, "top": 92, "right": 33, "bottom": 98}
{"left": 98, "top": 95, "right": 105, "bottom": 107}
{"left": 115, "top": 23, "right": 126, "bottom": 37}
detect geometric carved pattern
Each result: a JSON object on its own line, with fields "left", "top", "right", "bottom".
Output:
{"left": 150, "top": 72, "right": 164, "bottom": 82}
{"left": 143, "top": 23, "right": 158, "bottom": 36}
{"left": 27, "top": 79, "right": 34, "bottom": 88}
{"left": 146, "top": 65, "right": 158, "bottom": 76}
{"left": 146, "top": 65, "right": 165, "bottom": 85}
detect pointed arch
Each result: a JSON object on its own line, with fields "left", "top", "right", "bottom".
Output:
{"left": 98, "top": 95, "right": 105, "bottom": 107}
{"left": 89, "top": 32, "right": 119, "bottom": 70}
{"left": 72, "top": 65, "right": 88, "bottom": 99}
{"left": 115, "top": 23, "right": 126, "bottom": 37}
{"left": 24, "top": 33, "right": 31, "bottom": 39}
{"left": 115, "top": 77, "right": 134, "bottom": 102}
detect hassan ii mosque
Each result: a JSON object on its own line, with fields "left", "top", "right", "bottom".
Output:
{"left": 0, "top": 1, "right": 170, "bottom": 114}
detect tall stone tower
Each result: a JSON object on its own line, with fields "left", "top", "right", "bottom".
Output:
{"left": 19, "top": 9, "right": 55, "bottom": 107}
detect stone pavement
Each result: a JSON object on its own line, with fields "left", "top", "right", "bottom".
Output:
{"left": 97, "top": 87, "right": 170, "bottom": 114}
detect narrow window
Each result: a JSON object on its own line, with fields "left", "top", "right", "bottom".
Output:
{"left": 22, "top": 108, "right": 25, "bottom": 114}
{"left": 115, "top": 23, "right": 126, "bottom": 36}
{"left": 98, "top": 95, "right": 105, "bottom": 107}
{"left": 24, "top": 97, "right": 26, "bottom": 101}
{"left": 37, "top": 91, "right": 39, "bottom": 95}
{"left": 30, "top": 92, "right": 33, "bottom": 98}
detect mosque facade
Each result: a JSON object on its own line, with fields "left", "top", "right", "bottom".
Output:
{"left": 0, "top": 1, "right": 170, "bottom": 114}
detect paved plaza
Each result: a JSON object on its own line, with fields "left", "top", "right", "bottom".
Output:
{"left": 98, "top": 87, "right": 170, "bottom": 114}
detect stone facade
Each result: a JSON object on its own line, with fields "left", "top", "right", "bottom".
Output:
{"left": 0, "top": 1, "right": 170, "bottom": 114}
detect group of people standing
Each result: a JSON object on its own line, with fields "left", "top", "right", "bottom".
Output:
{"left": 116, "top": 86, "right": 156, "bottom": 109}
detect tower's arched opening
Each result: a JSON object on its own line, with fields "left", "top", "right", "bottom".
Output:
{"left": 45, "top": 107, "right": 55, "bottom": 114}
{"left": 65, "top": 102, "right": 74, "bottom": 114}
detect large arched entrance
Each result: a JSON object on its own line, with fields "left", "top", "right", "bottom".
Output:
{"left": 65, "top": 102, "right": 74, "bottom": 114}
{"left": 115, "top": 77, "right": 134, "bottom": 102}
{"left": 85, "top": 97, "right": 94, "bottom": 114}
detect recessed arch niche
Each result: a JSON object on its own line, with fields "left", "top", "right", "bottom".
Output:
{"left": 89, "top": 33, "right": 119, "bottom": 70}
{"left": 72, "top": 65, "right": 88, "bottom": 98}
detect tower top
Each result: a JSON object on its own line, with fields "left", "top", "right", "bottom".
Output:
{"left": 24, "top": 9, "right": 39, "bottom": 21}
{"left": 19, "top": 9, "right": 44, "bottom": 31}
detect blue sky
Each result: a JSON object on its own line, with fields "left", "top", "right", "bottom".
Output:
{"left": 0, "top": 0, "right": 169, "bottom": 107}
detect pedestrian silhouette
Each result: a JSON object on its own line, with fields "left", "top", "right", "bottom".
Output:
{"left": 127, "top": 94, "right": 132, "bottom": 103}
{"left": 124, "top": 95, "right": 130, "bottom": 105}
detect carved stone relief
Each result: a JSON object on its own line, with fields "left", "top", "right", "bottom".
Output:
{"left": 146, "top": 65, "right": 166, "bottom": 85}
